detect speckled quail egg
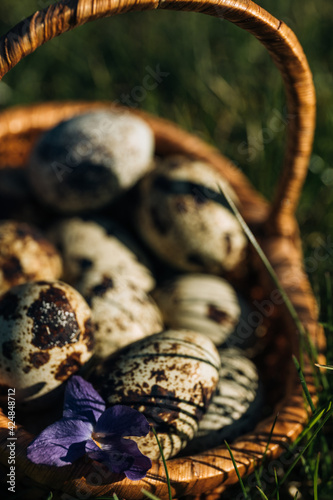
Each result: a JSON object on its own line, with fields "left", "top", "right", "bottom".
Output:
{"left": 153, "top": 273, "right": 241, "bottom": 346}
{"left": 89, "top": 329, "right": 220, "bottom": 460}
{"left": 78, "top": 268, "right": 163, "bottom": 358}
{"left": 135, "top": 156, "right": 247, "bottom": 274}
{"left": 0, "top": 220, "right": 63, "bottom": 295}
{"left": 154, "top": 273, "right": 256, "bottom": 349}
{"left": 48, "top": 217, "right": 155, "bottom": 292}
{"left": 28, "top": 109, "right": 155, "bottom": 212}
{"left": 0, "top": 280, "right": 93, "bottom": 409}
{"left": 183, "top": 347, "right": 261, "bottom": 453}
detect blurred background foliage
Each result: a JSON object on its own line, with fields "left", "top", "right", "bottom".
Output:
{"left": 0, "top": 1, "right": 332, "bottom": 279}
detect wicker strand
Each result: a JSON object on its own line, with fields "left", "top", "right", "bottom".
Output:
{"left": 0, "top": 0, "right": 315, "bottom": 236}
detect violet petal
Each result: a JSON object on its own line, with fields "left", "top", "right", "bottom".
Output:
{"left": 95, "top": 405, "right": 150, "bottom": 437}
{"left": 119, "top": 438, "right": 152, "bottom": 481}
{"left": 63, "top": 375, "right": 105, "bottom": 424}
{"left": 27, "top": 418, "right": 93, "bottom": 466}
{"left": 85, "top": 438, "right": 134, "bottom": 474}
{"left": 87, "top": 436, "right": 151, "bottom": 479}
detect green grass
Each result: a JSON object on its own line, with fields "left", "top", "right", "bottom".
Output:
{"left": 0, "top": 0, "right": 332, "bottom": 498}
{"left": 225, "top": 440, "right": 250, "bottom": 500}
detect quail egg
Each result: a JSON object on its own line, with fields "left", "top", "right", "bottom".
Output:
{"left": 28, "top": 109, "right": 155, "bottom": 212}
{"left": 89, "top": 329, "right": 220, "bottom": 460}
{"left": 154, "top": 273, "right": 256, "bottom": 349}
{"left": 184, "top": 347, "right": 261, "bottom": 453}
{"left": 0, "top": 220, "right": 63, "bottom": 295}
{"left": 153, "top": 273, "right": 241, "bottom": 346}
{"left": 48, "top": 217, "right": 155, "bottom": 292}
{"left": 0, "top": 280, "right": 93, "bottom": 409}
{"left": 135, "top": 156, "right": 247, "bottom": 274}
{"left": 79, "top": 269, "right": 163, "bottom": 358}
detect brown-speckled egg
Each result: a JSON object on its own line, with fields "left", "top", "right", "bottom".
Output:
{"left": 89, "top": 329, "right": 220, "bottom": 459}
{"left": 183, "top": 347, "right": 262, "bottom": 454}
{"left": 48, "top": 217, "right": 155, "bottom": 292}
{"left": 78, "top": 269, "right": 163, "bottom": 358}
{"left": 153, "top": 273, "right": 255, "bottom": 349}
{"left": 28, "top": 109, "right": 155, "bottom": 213}
{"left": 135, "top": 156, "right": 247, "bottom": 274}
{"left": 0, "top": 280, "right": 93, "bottom": 409}
{"left": 0, "top": 221, "right": 63, "bottom": 295}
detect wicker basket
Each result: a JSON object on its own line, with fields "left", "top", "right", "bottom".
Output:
{"left": 0, "top": 0, "right": 326, "bottom": 498}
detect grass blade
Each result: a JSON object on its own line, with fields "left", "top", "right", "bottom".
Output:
{"left": 290, "top": 406, "right": 328, "bottom": 450}
{"left": 275, "top": 405, "right": 333, "bottom": 493}
{"left": 292, "top": 355, "right": 316, "bottom": 413}
{"left": 315, "top": 363, "right": 333, "bottom": 370}
{"left": 142, "top": 490, "right": 162, "bottom": 500}
{"left": 274, "top": 468, "right": 279, "bottom": 500}
{"left": 151, "top": 427, "right": 172, "bottom": 500}
{"left": 225, "top": 440, "right": 249, "bottom": 499}
{"left": 254, "top": 464, "right": 262, "bottom": 490}
{"left": 219, "top": 185, "right": 307, "bottom": 339}
{"left": 319, "top": 322, "right": 333, "bottom": 331}
{"left": 256, "top": 486, "right": 269, "bottom": 499}
{"left": 257, "top": 413, "right": 279, "bottom": 479}
{"left": 314, "top": 453, "right": 320, "bottom": 500}
{"left": 254, "top": 413, "right": 279, "bottom": 487}
{"left": 294, "top": 491, "right": 299, "bottom": 500}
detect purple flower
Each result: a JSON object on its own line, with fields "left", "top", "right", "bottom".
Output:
{"left": 27, "top": 376, "right": 152, "bottom": 480}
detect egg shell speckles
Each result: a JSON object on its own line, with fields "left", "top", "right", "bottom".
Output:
{"left": 153, "top": 273, "right": 241, "bottom": 346}
{"left": 184, "top": 347, "right": 261, "bottom": 454}
{"left": 0, "top": 220, "right": 63, "bottom": 295}
{"left": 0, "top": 280, "right": 93, "bottom": 409}
{"left": 28, "top": 109, "right": 155, "bottom": 213}
{"left": 135, "top": 156, "right": 247, "bottom": 274}
{"left": 89, "top": 329, "right": 220, "bottom": 460}
{"left": 79, "top": 269, "right": 163, "bottom": 358}
{"left": 48, "top": 217, "right": 155, "bottom": 292}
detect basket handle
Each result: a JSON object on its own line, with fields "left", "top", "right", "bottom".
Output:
{"left": 0, "top": 0, "right": 316, "bottom": 236}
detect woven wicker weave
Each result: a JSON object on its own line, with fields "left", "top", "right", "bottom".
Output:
{"left": 0, "top": 1, "right": 325, "bottom": 498}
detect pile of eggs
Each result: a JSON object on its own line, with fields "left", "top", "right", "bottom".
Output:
{"left": 0, "top": 108, "right": 263, "bottom": 460}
